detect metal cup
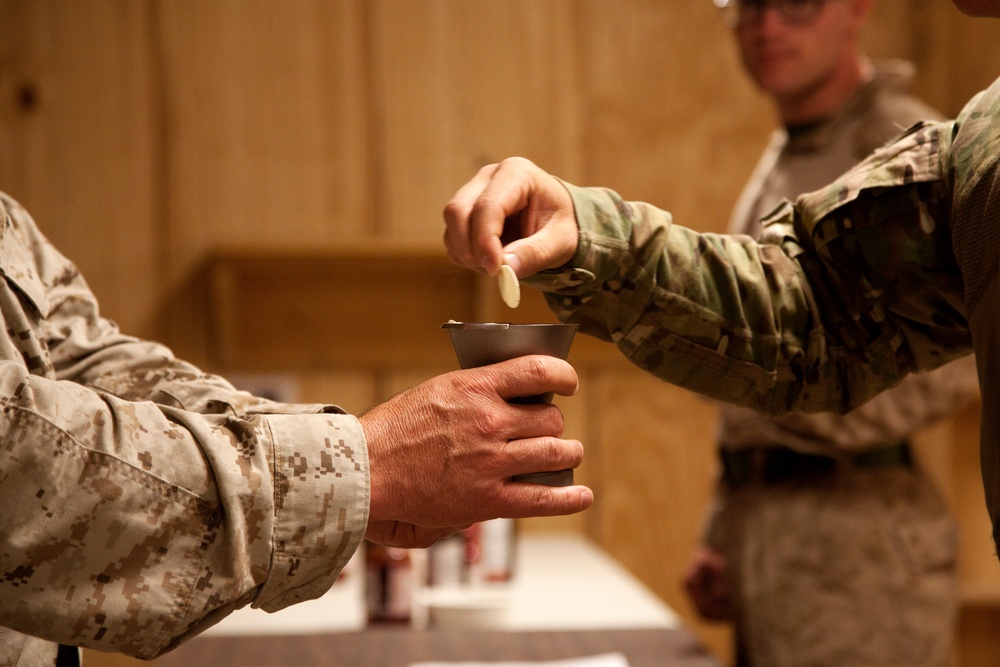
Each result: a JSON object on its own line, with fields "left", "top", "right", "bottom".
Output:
{"left": 441, "top": 321, "right": 579, "bottom": 486}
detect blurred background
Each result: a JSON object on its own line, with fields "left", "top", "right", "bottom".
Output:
{"left": 1, "top": 1, "right": 999, "bottom": 664}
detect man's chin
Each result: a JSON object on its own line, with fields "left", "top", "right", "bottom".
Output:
{"left": 748, "top": 63, "right": 795, "bottom": 95}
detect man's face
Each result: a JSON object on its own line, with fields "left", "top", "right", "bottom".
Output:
{"left": 734, "top": 0, "right": 866, "bottom": 103}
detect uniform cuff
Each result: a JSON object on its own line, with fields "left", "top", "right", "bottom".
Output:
{"left": 253, "top": 413, "right": 369, "bottom": 611}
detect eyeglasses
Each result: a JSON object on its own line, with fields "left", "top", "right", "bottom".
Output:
{"left": 713, "top": 0, "right": 830, "bottom": 27}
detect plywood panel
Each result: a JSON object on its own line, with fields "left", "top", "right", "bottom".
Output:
{"left": 202, "top": 247, "right": 622, "bottom": 372}
{"left": 941, "top": 12, "right": 1000, "bottom": 116}
{"left": 956, "top": 606, "right": 1000, "bottom": 667}
{"left": 297, "top": 370, "right": 380, "bottom": 416}
{"left": 207, "top": 245, "right": 475, "bottom": 369}
{"left": 366, "top": 0, "right": 584, "bottom": 241}
{"left": 911, "top": 2, "right": 1000, "bottom": 118}
{"left": 155, "top": 0, "right": 371, "bottom": 287}
{"left": 950, "top": 402, "right": 1000, "bottom": 591}
{"left": 588, "top": 367, "right": 728, "bottom": 661}
{"left": 0, "top": 1, "right": 159, "bottom": 336}
{"left": 863, "top": 1, "right": 919, "bottom": 60}
{"left": 576, "top": 0, "right": 772, "bottom": 237}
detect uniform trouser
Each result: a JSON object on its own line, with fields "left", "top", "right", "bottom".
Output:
{"left": 722, "top": 462, "right": 958, "bottom": 667}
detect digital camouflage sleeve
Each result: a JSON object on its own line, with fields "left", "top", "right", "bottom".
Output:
{"left": 0, "top": 193, "right": 369, "bottom": 662}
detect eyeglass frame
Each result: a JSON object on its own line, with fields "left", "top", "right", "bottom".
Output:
{"left": 712, "top": 0, "right": 832, "bottom": 28}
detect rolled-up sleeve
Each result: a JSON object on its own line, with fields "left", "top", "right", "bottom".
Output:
{"left": 0, "top": 192, "right": 369, "bottom": 659}
{"left": 0, "top": 365, "right": 368, "bottom": 659}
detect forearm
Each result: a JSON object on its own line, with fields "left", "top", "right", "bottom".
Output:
{"left": 530, "top": 158, "right": 970, "bottom": 414}
{"left": 527, "top": 183, "right": 847, "bottom": 413}
{"left": 0, "top": 363, "right": 367, "bottom": 658}
{"left": 44, "top": 284, "right": 331, "bottom": 418}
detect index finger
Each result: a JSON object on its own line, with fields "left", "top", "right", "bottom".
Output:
{"left": 445, "top": 157, "right": 546, "bottom": 276}
{"left": 467, "top": 158, "right": 545, "bottom": 276}
{"left": 486, "top": 355, "right": 579, "bottom": 403}
{"left": 443, "top": 163, "right": 503, "bottom": 274}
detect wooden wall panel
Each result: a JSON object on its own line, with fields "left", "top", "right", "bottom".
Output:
{"left": 0, "top": 0, "right": 159, "bottom": 336}
{"left": 950, "top": 402, "right": 1000, "bottom": 596}
{"left": 570, "top": 3, "right": 763, "bottom": 658}
{"left": 366, "top": 0, "right": 583, "bottom": 241}
{"left": 205, "top": 246, "right": 475, "bottom": 369}
{"left": 154, "top": 0, "right": 371, "bottom": 287}
{"left": 863, "top": 0, "right": 920, "bottom": 60}
{"left": 910, "top": 2, "right": 1000, "bottom": 118}
{"left": 577, "top": 0, "right": 772, "bottom": 236}
{"left": 589, "top": 367, "right": 729, "bottom": 660}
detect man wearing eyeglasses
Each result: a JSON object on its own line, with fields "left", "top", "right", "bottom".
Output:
{"left": 683, "top": 2, "right": 979, "bottom": 665}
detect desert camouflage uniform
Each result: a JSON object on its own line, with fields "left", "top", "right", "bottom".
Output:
{"left": 0, "top": 193, "right": 368, "bottom": 664}
{"left": 702, "top": 62, "right": 977, "bottom": 667}
{"left": 526, "top": 70, "right": 1000, "bottom": 595}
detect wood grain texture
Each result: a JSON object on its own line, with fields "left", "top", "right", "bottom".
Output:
{"left": 154, "top": 0, "right": 372, "bottom": 285}
{"left": 365, "top": 0, "right": 584, "bottom": 240}
{"left": 0, "top": 1, "right": 160, "bottom": 336}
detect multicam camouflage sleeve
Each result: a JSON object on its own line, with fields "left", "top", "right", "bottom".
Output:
{"left": 525, "top": 120, "right": 973, "bottom": 416}
{"left": 0, "top": 193, "right": 368, "bottom": 660}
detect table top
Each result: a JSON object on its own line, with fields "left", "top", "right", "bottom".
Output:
{"left": 155, "top": 627, "right": 723, "bottom": 667}
{"left": 203, "top": 533, "right": 679, "bottom": 636}
{"left": 157, "top": 533, "right": 720, "bottom": 666}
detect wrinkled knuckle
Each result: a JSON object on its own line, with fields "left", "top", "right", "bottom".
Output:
{"left": 526, "top": 355, "right": 550, "bottom": 383}
{"left": 504, "top": 156, "right": 533, "bottom": 170}
{"left": 546, "top": 437, "right": 563, "bottom": 463}
{"left": 531, "top": 487, "right": 555, "bottom": 514}
{"left": 475, "top": 408, "right": 504, "bottom": 438}
{"left": 558, "top": 439, "right": 583, "bottom": 467}
{"left": 533, "top": 404, "right": 563, "bottom": 438}
{"left": 442, "top": 199, "right": 465, "bottom": 222}
{"left": 547, "top": 406, "right": 566, "bottom": 433}
{"left": 473, "top": 191, "right": 498, "bottom": 214}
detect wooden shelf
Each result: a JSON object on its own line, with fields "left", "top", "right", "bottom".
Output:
{"left": 961, "top": 581, "right": 1000, "bottom": 608}
{"left": 205, "top": 244, "right": 618, "bottom": 371}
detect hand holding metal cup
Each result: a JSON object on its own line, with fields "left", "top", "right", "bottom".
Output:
{"left": 441, "top": 321, "right": 579, "bottom": 486}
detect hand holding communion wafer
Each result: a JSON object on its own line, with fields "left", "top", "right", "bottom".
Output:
{"left": 443, "top": 157, "right": 579, "bottom": 280}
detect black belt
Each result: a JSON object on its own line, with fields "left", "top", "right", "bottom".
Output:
{"left": 56, "top": 645, "right": 80, "bottom": 667}
{"left": 720, "top": 442, "right": 912, "bottom": 487}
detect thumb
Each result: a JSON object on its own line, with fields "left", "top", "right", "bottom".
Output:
{"left": 488, "top": 355, "right": 578, "bottom": 402}
{"left": 502, "top": 213, "right": 578, "bottom": 278}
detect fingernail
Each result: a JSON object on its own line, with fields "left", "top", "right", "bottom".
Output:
{"left": 580, "top": 488, "right": 594, "bottom": 509}
{"left": 504, "top": 252, "right": 522, "bottom": 277}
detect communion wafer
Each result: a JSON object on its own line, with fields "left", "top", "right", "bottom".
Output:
{"left": 498, "top": 264, "right": 520, "bottom": 309}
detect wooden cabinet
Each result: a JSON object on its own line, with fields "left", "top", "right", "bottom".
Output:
{"left": 201, "top": 245, "right": 620, "bottom": 371}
